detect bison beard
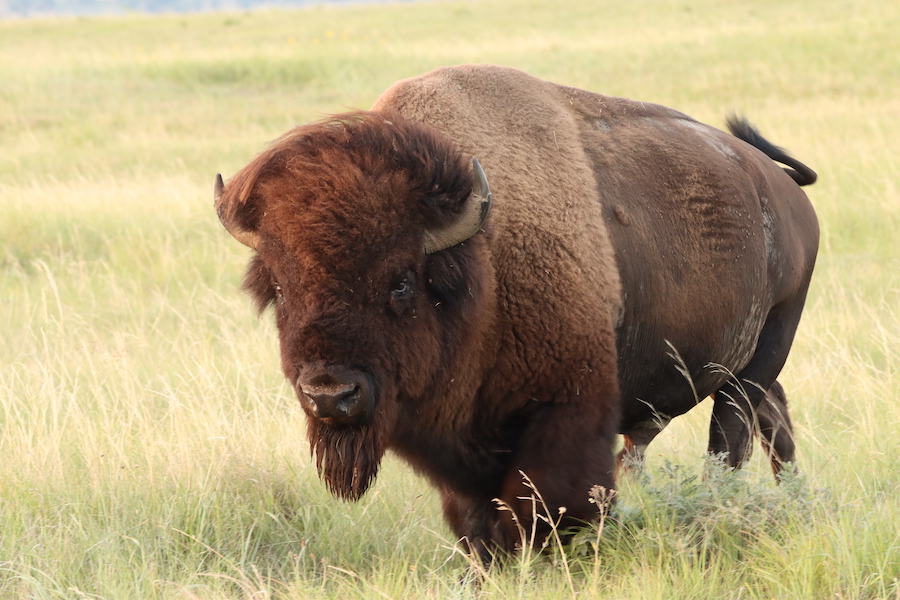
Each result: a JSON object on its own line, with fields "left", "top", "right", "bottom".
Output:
{"left": 308, "top": 419, "right": 385, "bottom": 501}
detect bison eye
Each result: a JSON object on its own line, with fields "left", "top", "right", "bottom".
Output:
{"left": 393, "top": 279, "right": 411, "bottom": 298}
{"left": 389, "top": 271, "right": 415, "bottom": 314}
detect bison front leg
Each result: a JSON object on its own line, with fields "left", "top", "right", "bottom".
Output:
{"left": 439, "top": 486, "right": 505, "bottom": 565}
{"left": 493, "top": 399, "right": 618, "bottom": 554}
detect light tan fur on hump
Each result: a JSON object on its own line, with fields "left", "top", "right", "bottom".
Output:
{"left": 373, "top": 65, "right": 624, "bottom": 386}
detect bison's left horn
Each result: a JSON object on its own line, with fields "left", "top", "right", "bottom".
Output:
{"left": 214, "top": 173, "right": 261, "bottom": 250}
{"left": 423, "top": 157, "right": 492, "bottom": 254}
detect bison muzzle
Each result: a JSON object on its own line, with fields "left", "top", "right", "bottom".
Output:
{"left": 296, "top": 363, "right": 374, "bottom": 424}
{"left": 213, "top": 65, "right": 818, "bottom": 561}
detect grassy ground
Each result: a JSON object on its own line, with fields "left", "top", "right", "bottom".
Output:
{"left": 1, "top": 0, "right": 898, "bottom": 597}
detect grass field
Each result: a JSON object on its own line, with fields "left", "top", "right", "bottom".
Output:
{"left": 1, "top": 0, "right": 899, "bottom": 597}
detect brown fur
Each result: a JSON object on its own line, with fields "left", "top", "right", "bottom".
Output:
{"left": 216, "top": 65, "right": 818, "bottom": 560}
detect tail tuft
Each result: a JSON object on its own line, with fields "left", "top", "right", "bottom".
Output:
{"left": 726, "top": 115, "right": 817, "bottom": 186}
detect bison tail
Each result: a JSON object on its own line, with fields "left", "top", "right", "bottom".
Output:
{"left": 726, "top": 114, "right": 818, "bottom": 187}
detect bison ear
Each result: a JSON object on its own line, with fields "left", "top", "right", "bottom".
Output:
{"left": 214, "top": 173, "right": 262, "bottom": 250}
{"left": 422, "top": 157, "right": 492, "bottom": 254}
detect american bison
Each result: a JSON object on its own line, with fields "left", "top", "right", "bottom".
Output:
{"left": 213, "top": 65, "right": 818, "bottom": 559}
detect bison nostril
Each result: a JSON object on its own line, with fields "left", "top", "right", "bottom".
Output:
{"left": 299, "top": 390, "right": 320, "bottom": 415}
{"left": 336, "top": 386, "right": 361, "bottom": 415}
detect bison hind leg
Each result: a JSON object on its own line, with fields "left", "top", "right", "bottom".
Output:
{"left": 617, "top": 416, "right": 671, "bottom": 476}
{"left": 709, "top": 294, "right": 807, "bottom": 478}
{"left": 709, "top": 379, "right": 797, "bottom": 481}
{"left": 756, "top": 380, "right": 797, "bottom": 479}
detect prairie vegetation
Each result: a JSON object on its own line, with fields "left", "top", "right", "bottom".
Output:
{"left": 1, "top": 0, "right": 898, "bottom": 597}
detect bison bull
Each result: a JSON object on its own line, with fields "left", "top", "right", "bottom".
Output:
{"left": 213, "top": 65, "right": 818, "bottom": 559}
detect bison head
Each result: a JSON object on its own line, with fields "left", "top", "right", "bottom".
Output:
{"left": 214, "top": 112, "right": 492, "bottom": 500}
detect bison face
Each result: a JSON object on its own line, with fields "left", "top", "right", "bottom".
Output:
{"left": 214, "top": 113, "right": 491, "bottom": 501}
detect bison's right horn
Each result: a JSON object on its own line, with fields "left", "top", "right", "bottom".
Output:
{"left": 422, "top": 157, "right": 492, "bottom": 254}
{"left": 214, "top": 173, "right": 261, "bottom": 250}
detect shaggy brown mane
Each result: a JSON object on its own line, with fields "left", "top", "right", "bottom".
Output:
{"left": 222, "top": 110, "right": 475, "bottom": 235}
{"left": 228, "top": 109, "right": 484, "bottom": 319}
